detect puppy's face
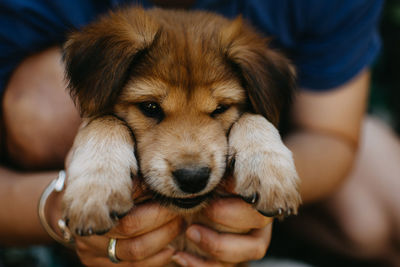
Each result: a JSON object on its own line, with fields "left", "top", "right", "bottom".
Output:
{"left": 115, "top": 77, "right": 245, "bottom": 208}
{"left": 63, "top": 7, "right": 295, "bottom": 210}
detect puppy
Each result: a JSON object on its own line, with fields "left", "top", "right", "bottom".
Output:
{"left": 62, "top": 6, "right": 301, "bottom": 261}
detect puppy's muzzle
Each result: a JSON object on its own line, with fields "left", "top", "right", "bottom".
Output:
{"left": 172, "top": 166, "right": 211, "bottom": 194}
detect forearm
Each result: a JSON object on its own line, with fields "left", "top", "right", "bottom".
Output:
{"left": 0, "top": 166, "right": 59, "bottom": 245}
{"left": 286, "top": 70, "right": 369, "bottom": 204}
{"left": 285, "top": 130, "right": 356, "bottom": 204}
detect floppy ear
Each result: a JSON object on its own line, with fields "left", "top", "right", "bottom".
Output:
{"left": 63, "top": 8, "right": 161, "bottom": 117}
{"left": 220, "top": 17, "right": 296, "bottom": 126}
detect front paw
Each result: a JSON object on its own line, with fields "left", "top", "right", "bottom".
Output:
{"left": 62, "top": 116, "right": 137, "bottom": 235}
{"left": 231, "top": 148, "right": 301, "bottom": 218}
{"left": 62, "top": 174, "right": 133, "bottom": 236}
{"left": 229, "top": 114, "right": 301, "bottom": 218}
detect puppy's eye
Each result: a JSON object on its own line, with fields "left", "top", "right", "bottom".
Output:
{"left": 211, "top": 105, "right": 230, "bottom": 117}
{"left": 138, "top": 102, "right": 164, "bottom": 120}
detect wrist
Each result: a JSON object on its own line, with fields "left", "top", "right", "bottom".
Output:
{"left": 46, "top": 182, "right": 63, "bottom": 238}
{"left": 38, "top": 171, "right": 74, "bottom": 248}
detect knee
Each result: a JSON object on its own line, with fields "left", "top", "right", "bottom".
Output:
{"left": 2, "top": 48, "right": 81, "bottom": 169}
{"left": 340, "top": 204, "right": 391, "bottom": 258}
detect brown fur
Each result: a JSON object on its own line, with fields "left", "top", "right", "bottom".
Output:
{"left": 62, "top": 6, "right": 301, "bottom": 264}
{"left": 64, "top": 8, "right": 295, "bottom": 126}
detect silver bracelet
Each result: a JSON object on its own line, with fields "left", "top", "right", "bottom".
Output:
{"left": 38, "top": 170, "right": 74, "bottom": 248}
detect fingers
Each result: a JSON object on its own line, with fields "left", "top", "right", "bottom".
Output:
{"left": 74, "top": 199, "right": 271, "bottom": 266}
{"left": 204, "top": 198, "right": 273, "bottom": 231}
{"left": 172, "top": 252, "right": 234, "bottom": 267}
{"left": 78, "top": 246, "right": 175, "bottom": 267}
{"left": 114, "top": 218, "right": 182, "bottom": 261}
{"left": 109, "top": 202, "right": 178, "bottom": 238}
{"left": 184, "top": 223, "right": 272, "bottom": 263}
{"left": 75, "top": 217, "right": 183, "bottom": 264}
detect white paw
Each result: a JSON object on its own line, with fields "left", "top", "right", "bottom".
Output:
{"left": 62, "top": 116, "right": 137, "bottom": 235}
{"left": 229, "top": 114, "right": 301, "bottom": 218}
{"left": 63, "top": 174, "right": 133, "bottom": 236}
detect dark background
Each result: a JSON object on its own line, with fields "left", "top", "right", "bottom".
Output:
{"left": 371, "top": 0, "right": 400, "bottom": 134}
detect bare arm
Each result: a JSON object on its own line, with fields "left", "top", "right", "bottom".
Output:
{"left": 285, "top": 70, "right": 370, "bottom": 203}
{"left": 0, "top": 168, "right": 59, "bottom": 245}
{"left": 0, "top": 47, "right": 70, "bottom": 246}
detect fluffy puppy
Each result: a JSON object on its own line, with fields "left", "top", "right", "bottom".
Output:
{"left": 62, "top": 6, "right": 301, "bottom": 258}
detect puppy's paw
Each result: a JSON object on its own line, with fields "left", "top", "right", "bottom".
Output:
{"left": 63, "top": 177, "right": 133, "bottom": 236}
{"left": 229, "top": 114, "right": 301, "bottom": 218}
{"left": 62, "top": 116, "right": 137, "bottom": 235}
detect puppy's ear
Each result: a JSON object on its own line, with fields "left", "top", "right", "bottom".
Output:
{"left": 220, "top": 17, "right": 296, "bottom": 126}
{"left": 63, "top": 8, "right": 161, "bottom": 117}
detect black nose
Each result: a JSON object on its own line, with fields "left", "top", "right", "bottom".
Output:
{"left": 172, "top": 167, "right": 211, "bottom": 194}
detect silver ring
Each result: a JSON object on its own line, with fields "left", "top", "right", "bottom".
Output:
{"left": 108, "top": 238, "right": 120, "bottom": 263}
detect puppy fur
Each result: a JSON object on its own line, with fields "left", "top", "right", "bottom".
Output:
{"left": 63, "top": 6, "right": 301, "bottom": 262}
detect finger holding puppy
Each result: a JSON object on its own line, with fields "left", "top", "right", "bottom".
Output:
{"left": 77, "top": 244, "right": 175, "bottom": 267}
{"left": 203, "top": 197, "right": 273, "bottom": 231}
{"left": 109, "top": 201, "right": 180, "bottom": 238}
{"left": 179, "top": 198, "right": 273, "bottom": 265}
{"left": 175, "top": 223, "right": 272, "bottom": 265}
{"left": 74, "top": 202, "right": 183, "bottom": 266}
{"left": 172, "top": 252, "right": 233, "bottom": 267}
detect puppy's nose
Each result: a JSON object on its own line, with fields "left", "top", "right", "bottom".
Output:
{"left": 172, "top": 167, "right": 210, "bottom": 193}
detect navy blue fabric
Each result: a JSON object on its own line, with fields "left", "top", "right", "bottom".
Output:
{"left": 0, "top": 0, "right": 383, "bottom": 94}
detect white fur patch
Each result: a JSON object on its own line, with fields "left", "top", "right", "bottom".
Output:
{"left": 63, "top": 116, "right": 137, "bottom": 234}
{"left": 229, "top": 113, "right": 301, "bottom": 216}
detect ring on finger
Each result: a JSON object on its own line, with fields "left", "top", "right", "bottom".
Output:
{"left": 108, "top": 238, "right": 120, "bottom": 263}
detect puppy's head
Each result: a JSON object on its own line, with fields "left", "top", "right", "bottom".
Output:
{"left": 64, "top": 7, "right": 295, "bottom": 210}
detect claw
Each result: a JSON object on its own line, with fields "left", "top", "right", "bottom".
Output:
{"left": 241, "top": 192, "right": 259, "bottom": 204}
{"left": 76, "top": 228, "right": 83, "bottom": 236}
{"left": 95, "top": 229, "right": 109, "bottom": 235}
{"left": 117, "top": 211, "right": 129, "bottom": 219}
{"left": 257, "top": 210, "right": 275, "bottom": 217}
{"left": 229, "top": 157, "right": 236, "bottom": 171}
{"left": 258, "top": 208, "right": 283, "bottom": 218}
{"left": 277, "top": 208, "right": 283, "bottom": 216}
{"left": 285, "top": 208, "right": 292, "bottom": 217}
{"left": 87, "top": 228, "right": 94, "bottom": 235}
{"left": 110, "top": 211, "right": 119, "bottom": 221}
{"left": 110, "top": 210, "right": 129, "bottom": 221}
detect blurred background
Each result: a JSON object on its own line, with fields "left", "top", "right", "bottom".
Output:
{"left": 269, "top": 2, "right": 400, "bottom": 266}
{"left": 371, "top": 0, "right": 400, "bottom": 134}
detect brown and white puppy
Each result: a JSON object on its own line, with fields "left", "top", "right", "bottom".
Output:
{"left": 62, "top": 6, "right": 301, "bottom": 257}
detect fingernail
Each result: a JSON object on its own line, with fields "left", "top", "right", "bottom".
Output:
{"left": 172, "top": 254, "right": 188, "bottom": 266}
{"left": 186, "top": 228, "right": 201, "bottom": 243}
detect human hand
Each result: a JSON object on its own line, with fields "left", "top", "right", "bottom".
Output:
{"left": 72, "top": 202, "right": 182, "bottom": 266}
{"left": 60, "top": 146, "right": 182, "bottom": 266}
{"left": 172, "top": 197, "right": 273, "bottom": 266}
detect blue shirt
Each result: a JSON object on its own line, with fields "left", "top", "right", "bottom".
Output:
{"left": 0, "top": 0, "right": 383, "bottom": 94}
